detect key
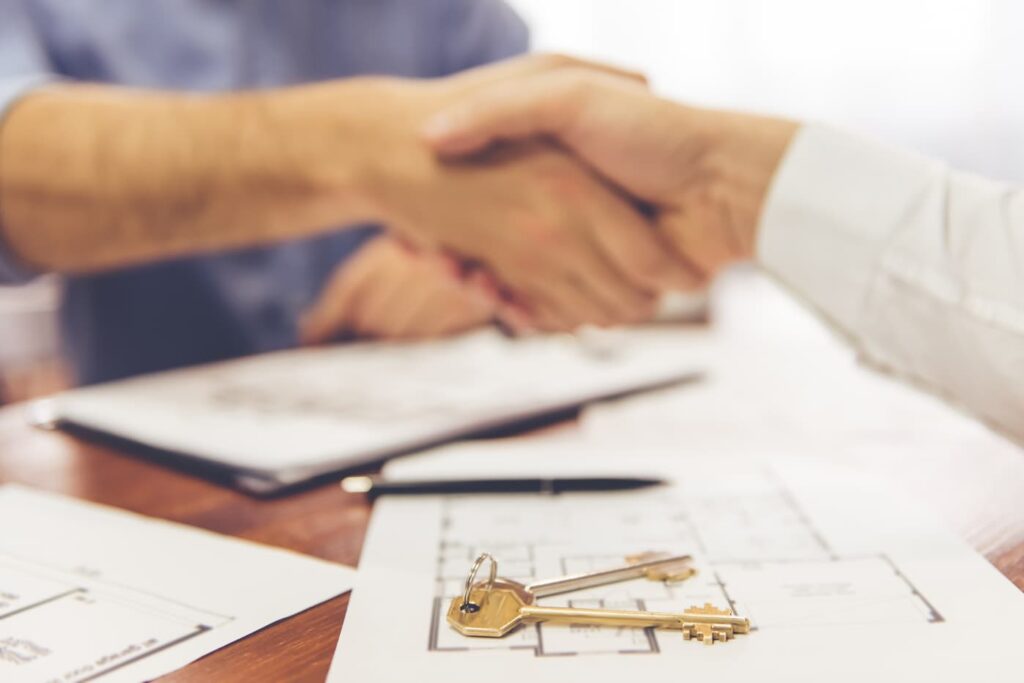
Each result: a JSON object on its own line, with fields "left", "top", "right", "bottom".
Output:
{"left": 625, "top": 551, "right": 698, "bottom": 583}
{"left": 681, "top": 603, "right": 746, "bottom": 645}
{"left": 452, "top": 551, "right": 695, "bottom": 615}
{"left": 447, "top": 585, "right": 750, "bottom": 641}
{"left": 447, "top": 553, "right": 749, "bottom": 644}
{"left": 497, "top": 551, "right": 696, "bottom": 604}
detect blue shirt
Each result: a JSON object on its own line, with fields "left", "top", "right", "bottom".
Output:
{"left": 0, "top": 0, "right": 528, "bottom": 384}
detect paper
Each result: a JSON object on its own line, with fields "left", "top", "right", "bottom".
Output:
{"left": 582, "top": 271, "right": 1024, "bottom": 556}
{"left": 327, "top": 443, "right": 1024, "bottom": 682}
{"left": 43, "top": 329, "right": 702, "bottom": 491}
{"left": 0, "top": 485, "right": 355, "bottom": 682}
{"left": 580, "top": 339, "right": 1024, "bottom": 556}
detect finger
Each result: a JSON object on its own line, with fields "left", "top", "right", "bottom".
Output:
{"left": 659, "top": 192, "right": 737, "bottom": 276}
{"left": 524, "top": 298, "right": 574, "bottom": 333}
{"left": 299, "top": 245, "right": 378, "bottom": 345}
{"left": 561, "top": 240, "right": 657, "bottom": 325}
{"left": 413, "top": 286, "right": 495, "bottom": 339}
{"left": 388, "top": 267, "right": 459, "bottom": 339}
{"left": 579, "top": 181, "right": 703, "bottom": 294}
{"left": 382, "top": 254, "right": 488, "bottom": 338}
{"left": 438, "top": 275, "right": 502, "bottom": 335}
{"left": 494, "top": 299, "right": 537, "bottom": 336}
{"left": 521, "top": 274, "right": 611, "bottom": 331}
{"left": 352, "top": 263, "right": 424, "bottom": 338}
{"left": 464, "top": 268, "right": 505, "bottom": 307}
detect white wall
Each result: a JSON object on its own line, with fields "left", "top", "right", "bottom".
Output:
{"left": 508, "top": 0, "right": 1024, "bottom": 182}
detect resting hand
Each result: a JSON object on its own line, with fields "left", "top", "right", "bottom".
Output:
{"left": 300, "top": 237, "right": 496, "bottom": 344}
{"left": 422, "top": 59, "right": 799, "bottom": 280}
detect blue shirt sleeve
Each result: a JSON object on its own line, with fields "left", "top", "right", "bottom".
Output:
{"left": 0, "top": 0, "right": 58, "bottom": 284}
{"left": 441, "top": 0, "right": 530, "bottom": 75}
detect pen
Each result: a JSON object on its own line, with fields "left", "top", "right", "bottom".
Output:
{"left": 340, "top": 475, "right": 666, "bottom": 498}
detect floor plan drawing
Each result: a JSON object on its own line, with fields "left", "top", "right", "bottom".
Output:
{"left": 427, "top": 466, "right": 942, "bottom": 657}
{"left": 0, "top": 485, "right": 354, "bottom": 683}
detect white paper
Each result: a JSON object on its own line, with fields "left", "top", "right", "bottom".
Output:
{"left": 45, "top": 329, "right": 703, "bottom": 484}
{"left": 0, "top": 485, "right": 355, "bottom": 683}
{"left": 580, "top": 339, "right": 1024, "bottom": 556}
{"left": 328, "top": 444, "right": 1024, "bottom": 682}
{"left": 582, "top": 271, "right": 1024, "bottom": 556}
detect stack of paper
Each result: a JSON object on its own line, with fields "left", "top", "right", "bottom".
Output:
{"left": 0, "top": 485, "right": 355, "bottom": 682}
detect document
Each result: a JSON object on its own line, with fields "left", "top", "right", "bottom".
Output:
{"left": 40, "top": 329, "right": 702, "bottom": 493}
{"left": 327, "top": 441, "right": 1024, "bottom": 682}
{"left": 580, "top": 333, "right": 1024, "bottom": 556}
{"left": 0, "top": 485, "right": 356, "bottom": 682}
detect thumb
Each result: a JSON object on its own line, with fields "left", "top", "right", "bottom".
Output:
{"left": 421, "top": 74, "right": 578, "bottom": 156}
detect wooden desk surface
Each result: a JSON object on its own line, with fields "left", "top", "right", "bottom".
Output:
{"left": 1, "top": 404, "right": 1022, "bottom": 682}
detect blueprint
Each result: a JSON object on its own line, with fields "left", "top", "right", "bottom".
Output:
{"left": 329, "top": 443, "right": 1024, "bottom": 681}
{"left": 0, "top": 486, "right": 354, "bottom": 682}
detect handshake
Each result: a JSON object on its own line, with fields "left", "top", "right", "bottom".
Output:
{"left": 0, "top": 53, "right": 796, "bottom": 342}
{"left": 301, "top": 54, "right": 798, "bottom": 341}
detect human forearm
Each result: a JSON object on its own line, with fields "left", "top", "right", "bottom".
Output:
{"left": 424, "top": 66, "right": 798, "bottom": 275}
{"left": 1, "top": 56, "right": 695, "bottom": 333}
{"left": 759, "top": 125, "right": 1024, "bottom": 443}
{"left": 0, "top": 81, "right": 389, "bottom": 273}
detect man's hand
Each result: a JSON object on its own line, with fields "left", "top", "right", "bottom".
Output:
{"left": 421, "top": 60, "right": 800, "bottom": 280}
{"left": 269, "top": 57, "right": 695, "bottom": 331}
{"left": 299, "top": 237, "right": 496, "bottom": 344}
{"left": 0, "top": 54, "right": 692, "bottom": 332}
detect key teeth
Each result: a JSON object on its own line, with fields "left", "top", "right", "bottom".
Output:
{"left": 680, "top": 603, "right": 748, "bottom": 645}
{"left": 682, "top": 624, "right": 735, "bottom": 645}
{"left": 625, "top": 551, "right": 696, "bottom": 584}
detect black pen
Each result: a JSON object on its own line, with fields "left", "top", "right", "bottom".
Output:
{"left": 340, "top": 475, "right": 665, "bottom": 498}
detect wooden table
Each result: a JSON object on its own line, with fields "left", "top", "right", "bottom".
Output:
{"left": 1, "top": 402, "right": 1023, "bottom": 682}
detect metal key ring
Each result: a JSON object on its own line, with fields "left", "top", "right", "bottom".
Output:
{"left": 459, "top": 553, "right": 498, "bottom": 613}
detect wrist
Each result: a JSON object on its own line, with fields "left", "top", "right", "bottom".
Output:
{"left": 702, "top": 110, "right": 799, "bottom": 259}
{"left": 253, "top": 78, "right": 430, "bottom": 233}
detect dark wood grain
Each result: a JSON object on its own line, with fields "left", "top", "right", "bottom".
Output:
{"left": 0, "top": 403, "right": 1021, "bottom": 681}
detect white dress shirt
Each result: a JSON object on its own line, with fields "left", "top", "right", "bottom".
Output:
{"left": 758, "top": 125, "right": 1024, "bottom": 444}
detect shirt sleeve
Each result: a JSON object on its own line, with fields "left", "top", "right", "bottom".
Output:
{"left": 0, "top": 0, "right": 58, "bottom": 284}
{"left": 440, "top": 0, "right": 530, "bottom": 75}
{"left": 758, "top": 124, "right": 1024, "bottom": 444}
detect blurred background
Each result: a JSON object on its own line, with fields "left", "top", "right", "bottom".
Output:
{"left": 2, "top": 0, "right": 1021, "bottom": 403}
{"left": 510, "top": 0, "right": 1024, "bottom": 180}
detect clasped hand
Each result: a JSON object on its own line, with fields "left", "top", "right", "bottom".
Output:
{"left": 302, "top": 55, "right": 797, "bottom": 341}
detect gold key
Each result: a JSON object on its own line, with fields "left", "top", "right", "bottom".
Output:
{"left": 447, "top": 553, "right": 749, "bottom": 645}
{"left": 625, "top": 551, "right": 698, "bottom": 583}
{"left": 452, "top": 551, "right": 694, "bottom": 610}
{"left": 526, "top": 550, "right": 696, "bottom": 598}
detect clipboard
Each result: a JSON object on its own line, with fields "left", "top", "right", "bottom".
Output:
{"left": 28, "top": 330, "right": 703, "bottom": 496}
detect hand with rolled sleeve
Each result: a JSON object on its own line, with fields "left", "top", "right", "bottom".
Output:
{"left": 423, "top": 57, "right": 1024, "bottom": 445}
{"left": 0, "top": 56, "right": 692, "bottom": 335}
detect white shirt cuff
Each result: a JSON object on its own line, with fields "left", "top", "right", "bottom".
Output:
{"left": 756, "top": 124, "right": 946, "bottom": 336}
